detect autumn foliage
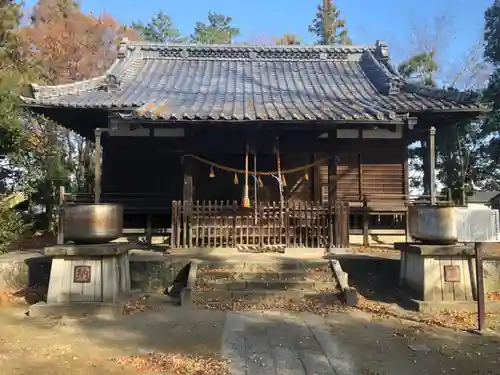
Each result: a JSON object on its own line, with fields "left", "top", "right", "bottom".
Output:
{"left": 21, "top": 0, "right": 140, "bottom": 84}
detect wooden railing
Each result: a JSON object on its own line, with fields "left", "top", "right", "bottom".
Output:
{"left": 344, "top": 192, "right": 453, "bottom": 211}
{"left": 348, "top": 192, "right": 453, "bottom": 246}
{"left": 171, "top": 200, "right": 350, "bottom": 249}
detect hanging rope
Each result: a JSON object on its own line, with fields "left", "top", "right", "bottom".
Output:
{"left": 185, "top": 154, "right": 330, "bottom": 176}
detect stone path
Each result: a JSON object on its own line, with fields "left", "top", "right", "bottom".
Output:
{"left": 221, "top": 310, "right": 354, "bottom": 375}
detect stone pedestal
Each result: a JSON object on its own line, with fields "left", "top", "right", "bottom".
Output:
{"left": 395, "top": 242, "right": 500, "bottom": 312}
{"left": 30, "top": 243, "right": 134, "bottom": 317}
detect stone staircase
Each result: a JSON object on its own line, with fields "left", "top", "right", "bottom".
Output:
{"left": 191, "top": 259, "right": 343, "bottom": 309}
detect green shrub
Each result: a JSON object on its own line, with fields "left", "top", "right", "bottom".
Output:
{"left": 0, "top": 206, "right": 31, "bottom": 254}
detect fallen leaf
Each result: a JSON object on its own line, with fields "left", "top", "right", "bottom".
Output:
{"left": 111, "top": 352, "right": 230, "bottom": 374}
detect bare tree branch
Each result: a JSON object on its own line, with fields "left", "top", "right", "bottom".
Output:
{"left": 407, "top": 6, "right": 456, "bottom": 58}
{"left": 444, "top": 40, "right": 492, "bottom": 90}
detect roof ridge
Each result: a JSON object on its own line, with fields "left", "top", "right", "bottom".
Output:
{"left": 24, "top": 41, "right": 143, "bottom": 100}
{"left": 119, "top": 37, "right": 376, "bottom": 52}
{"left": 29, "top": 75, "right": 107, "bottom": 100}
{"left": 360, "top": 48, "right": 402, "bottom": 96}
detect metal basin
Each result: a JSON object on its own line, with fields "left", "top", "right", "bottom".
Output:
{"left": 64, "top": 204, "right": 123, "bottom": 244}
{"left": 408, "top": 205, "right": 458, "bottom": 244}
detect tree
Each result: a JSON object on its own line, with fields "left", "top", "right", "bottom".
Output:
{"left": 11, "top": 1, "right": 141, "bottom": 230}
{"left": 397, "top": 51, "right": 439, "bottom": 87}
{"left": 24, "top": 2, "right": 138, "bottom": 84}
{"left": 481, "top": 0, "right": 500, "bottom": 190}
{"left": 0, "top": 2, "right": 38, "bottom": 249}
{"left": 398, "top": 8, "right": 492, "bottom": 202}
{"left": 0, "top": 0, "right": 34, "bottom": 90}
{"left": 131, "top": 11, "right": 183, "bottom": 43}
{"left": 308, "top": 0, "right": 351, "bottom": 45}
{"left": 190, "top": 12, "right": 240, "bottom": 44}
{"left": 273, "top": 34, "right": 301, "bottom": 45}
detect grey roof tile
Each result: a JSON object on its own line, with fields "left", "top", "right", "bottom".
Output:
{"left": 21, "top": 40, "right": 490, "bottom": 121}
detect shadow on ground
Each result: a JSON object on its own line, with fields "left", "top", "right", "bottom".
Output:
{"left": 336, "top": 255, "right": 401, "bottom": 304}
{"left": 0, "top": 302, "right": 499, "bottom": 375}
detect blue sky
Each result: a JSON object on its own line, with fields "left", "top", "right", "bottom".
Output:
{"left": 25, "top": 0, "right": 491, "bottom": 65}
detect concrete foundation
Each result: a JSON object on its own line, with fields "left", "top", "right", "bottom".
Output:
{"left": 395, "top": 242, "right": 500, "bottom": 311}
{"left": 29, "top": 243, "right": 134, "bottom": 317}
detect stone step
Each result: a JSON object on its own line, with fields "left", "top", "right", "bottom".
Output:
{"left": 192, "top": 289, "right": 341, "bottom": 305}
{"left": 196, "top": 260, "right": 330, "bottom": 272}
{"left": 196, "top": 270, "right": 334, "bottom": 282}
{"left": 194, "top": 279, "right": 337, "bottom": 292}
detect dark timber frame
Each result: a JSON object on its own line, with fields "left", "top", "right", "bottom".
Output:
{"left": 21, "top": 40, "right": 491, "bottom": 249}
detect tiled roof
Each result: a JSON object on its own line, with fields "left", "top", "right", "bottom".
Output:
{"left": 21, "top": 40, "right": 490, "bottom": 122}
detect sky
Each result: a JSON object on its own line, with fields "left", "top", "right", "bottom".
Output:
{"left": 24, "top": 0, "right": 492, "bottom": 66}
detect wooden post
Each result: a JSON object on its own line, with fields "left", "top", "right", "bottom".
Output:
{"left": 171, "top": 201, "right": 177, "bottom": 248}
{"left": 94, "top": 128, "right": 102, "bottom": 203}
{"left": 327, "top": 158, "right": 334, "bottom": 251}
{"left": 242, "top": 141, "right": 250, "bottom": 208}
{"left": 146, "top": 215, "right": 152, "bottom": 248}
{"left": 475, "top": 242, "right": 486, "bottom": 332}
{"left": 429, "top": 126, "right": 437, "bottom": 206}
{"left": 362, "top": 195, "right": 369, "bottom": 247}
{"left": 57, "top": 186, "right": 65, "bottom": 245}
{"left": 403, "top": 143, "right": 410, "bottom": 242}
{"left": 182, "top": 155, "right": 194, "bottom": 248}
{"left": 232, "top": 201, "right": 237, "bottom": 247}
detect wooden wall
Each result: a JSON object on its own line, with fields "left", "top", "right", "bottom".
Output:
{"left": 101, "top": 132, "right": 407, "bottom": 207}
{"left": 191, "top": 139, "right": 406, "bottom": 204}
{"left": 102, "top": 137, "right": 183, "bottom": 199}
{"left": 192, "top": 153, "right": 313, "bottom": 203}
{"left": 316, "top": 139, "right": 406, "bottom": 203}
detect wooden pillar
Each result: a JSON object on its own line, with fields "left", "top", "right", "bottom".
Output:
{"left": 328, "top": 157, "right": 334, "bottom": 250}
{"left": 94, "top": 128, "right": 102, "bottom": 203}
{"left": 475, "top": 242, "right": 486, "bottom": 332}
{"left": 362, "top": 196, "right": 369, "bottom": 247}
{"left": 57, "top": 186, "right": 65, "bottom": 245}
{"left": 404, "top": 142, "right": 410, "bottom": 242}
{"left": 182, "top": 156, "right": 194, "bottom": 205}
{"left": 145, "top": 215, "right": 153, "bottom": 248}
{"left": 358, "top": 151, "right": 369, "bottom": 247}
{"left": 313, "top": 153, "right": 322, "bottom": 202}
{"left": 327, "top": 154, "right": 338, "bottom": 250}
{"left": 182, "top": 155, "right": 194, "bottom": 248}
{"left": 429, "top": 126, "right": 437, "bottom": 205}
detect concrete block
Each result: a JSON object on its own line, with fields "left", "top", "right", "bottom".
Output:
{"left": 344, "top": 287, "right": 358, "bottom": 307}
{"left": 29, "top": 301, "right": 123, "bottom": 319}
{"left": 180, "top": 288, "right": 192, "bottom": 307}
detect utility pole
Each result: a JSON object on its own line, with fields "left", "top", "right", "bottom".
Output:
{"left": 323, "top": 0, "right": 330, "bottom": 44}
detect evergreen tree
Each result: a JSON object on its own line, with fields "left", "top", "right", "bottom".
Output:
{"left": 131, "top": 11, "right": 183, "bottom": 43}
{"left": 308, "top": 0, "right": 351, "bottom": 45}
{"left": 190, "top": 12, "right": 240, "bottom": 44}
{"left": 480, "top": 0, "right": 500, "bottom": 190}
{"left": 397, "top": 51, "right": 439, "bottom": 87}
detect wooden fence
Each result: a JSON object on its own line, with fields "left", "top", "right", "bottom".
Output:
{"left": 171, "top": 200, "right": 349, "bottom": 249}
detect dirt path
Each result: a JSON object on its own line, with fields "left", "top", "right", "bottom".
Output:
{"left": 0, "top": 301, "right": 227, "bottom": 375}
{"left": 326, "top": 310, "right": 500, "bottom": 375}
{"left": 0, "top": 299, "right": 500, "bottom": 375}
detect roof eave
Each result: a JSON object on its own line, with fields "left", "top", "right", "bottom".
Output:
{"left": 408, "top": 106, "right": 492, "bottom": 114}
{"left": 116, "top": 117, "right": 408, "bottom": 125}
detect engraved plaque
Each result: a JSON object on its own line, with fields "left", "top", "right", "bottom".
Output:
{"left": 73, "top": 265, "right": 91, "bottom": 283}
{"left": 444, "top": 265, "right": 461, "bottom": 282}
